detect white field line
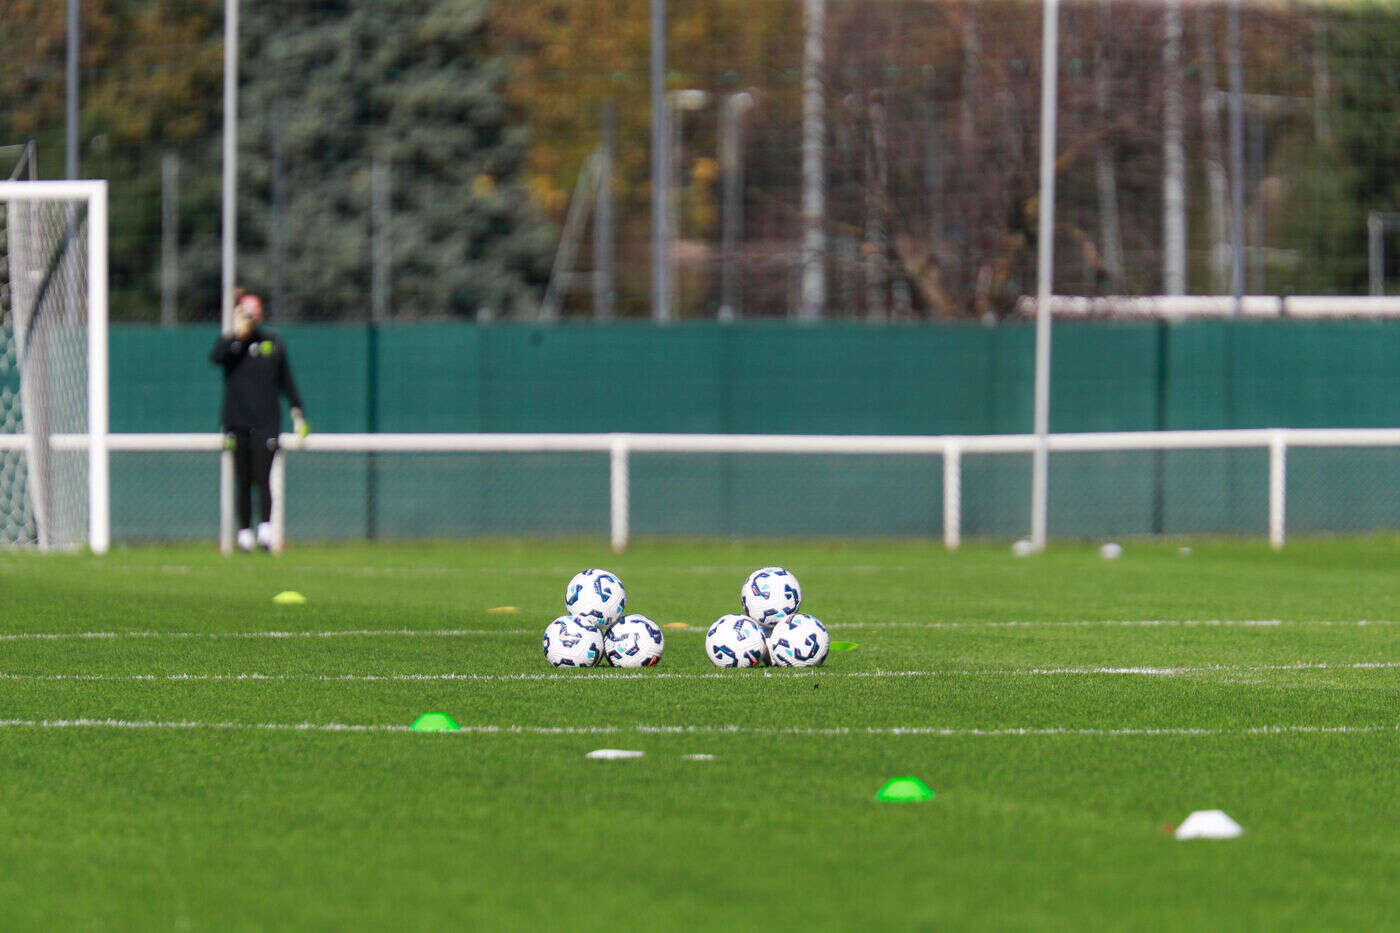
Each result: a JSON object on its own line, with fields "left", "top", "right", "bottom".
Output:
{"left": 3, "top": 618, "right": 1399, "bottom": 642}
{"left": 0, "top": 718, "right": 1396, "bottom": 739}
{"left": 79, "top": 563, "right": 911, "bottom": 578}
{"left": 0, "top": 628, "right": 539, "bottom": 641}
{"left": 0, "top": 661, "right": 1395, "bottom": 683}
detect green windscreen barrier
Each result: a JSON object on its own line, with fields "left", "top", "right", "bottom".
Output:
{"left": 108, "top": 320, "right": 1400, "bottom": 541}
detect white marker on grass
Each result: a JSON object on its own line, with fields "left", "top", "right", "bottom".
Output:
{"left": 1174, "top": 810, "right": 1243, "bottom": 839}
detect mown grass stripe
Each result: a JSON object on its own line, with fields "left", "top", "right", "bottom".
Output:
{"left": 0, "top": 661, "right": 1395, "bottom": 682}
{"left": 3, "top": 619, "right": 1398, "bottom": 641}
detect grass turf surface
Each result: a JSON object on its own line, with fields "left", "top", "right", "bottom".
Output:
{"left": 1, "top": 538, "right": 1397, "bottom": 930}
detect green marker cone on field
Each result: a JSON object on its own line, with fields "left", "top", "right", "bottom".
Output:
{"left": 829, "top": 641, "right": 858, "bottom": 652}
{"left": 272, "top": 591, "right": 306, "bottom": 605}
{"left": 875, "top": 776, "right": 935, "bottom": 802}
{"left": 411, "top": 712, "right": 459, "bottom": 732}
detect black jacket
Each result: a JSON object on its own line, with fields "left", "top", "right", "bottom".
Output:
{"left": 210, "top": 328, "right": 305, "bottom": 434}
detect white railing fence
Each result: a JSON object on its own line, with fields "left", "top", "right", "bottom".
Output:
{"left": 5, "top": 428, "right": 1399, "bottom": 551}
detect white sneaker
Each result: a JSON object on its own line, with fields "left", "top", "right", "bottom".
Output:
{"left": 256, "top": 522, "right": 274, "bottom": 551}
{"left": 236, "top": 528, "right": 255, "bottom": 552}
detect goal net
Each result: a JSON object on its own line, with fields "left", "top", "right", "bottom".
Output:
{"left": 0, "top": 181, "right": 108, "bottom": 552}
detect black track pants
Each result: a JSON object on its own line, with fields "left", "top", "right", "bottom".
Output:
{"left": 227, "top": 430, "right": 278, "bottom": 529}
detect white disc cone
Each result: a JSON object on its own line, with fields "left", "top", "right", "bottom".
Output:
{"left": 1175, "top": 810, "right": 1243, "bottom": 840}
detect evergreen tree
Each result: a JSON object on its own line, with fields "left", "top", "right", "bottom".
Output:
{"left": 238, "top": 0, "right": 552, "bottom": 319}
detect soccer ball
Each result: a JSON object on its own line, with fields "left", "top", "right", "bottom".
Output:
{"left": 604, "top": 614, "right": 665, "bottom": 668}
{"left": 740, "top": 566, "right": 801, "bottom": 630}
{"left": 542, "top": 614, "right": 604, "bottom": 668}
{"left": 767, "top": 612, "right": 829, "bottom": 668}
{"left": 565, "top": 568, "right": 626, "bottom": 626}
{"left": 705, "top": 614, "right": 768, "bottom": 668}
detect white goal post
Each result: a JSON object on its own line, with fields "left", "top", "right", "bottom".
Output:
{"left": 0, "top": 180, "right": 108, "bottom": 553}
{"left": 44, "top": 427, "right": 1400, "bottom": 552}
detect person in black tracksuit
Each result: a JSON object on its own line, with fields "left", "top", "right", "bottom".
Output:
{"left": 210, "top": 293, "right": 307, "bottom": 551}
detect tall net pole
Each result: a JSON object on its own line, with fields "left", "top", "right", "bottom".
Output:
{"left": 219, "top": 0, "right": 239, "bottom": 554}
{"left": 161, "top": 151, "right": 179, "bottom": 325}
{"left": 594, "top": 102, "right": 616, "bottom": 321}
{"left": 1163, "top": 0, "right": 1187, "bottom": 295}
{"left": 66, "top": 0, "right": 79, "bottom": 180}
{"left": 650, "top": 0, "right": 669, "bottom": 322}
{"left": 797, "top": 0, "right": 826, "bottom": 320}
{"left": 221, "top": 0, "right": 238, "bottom": 331}
{"left": 1228, "top": 0, "right": 1246, "bottom": 315}
{"left": 1031, "top": 0, "right": 1060, "bottom": 551}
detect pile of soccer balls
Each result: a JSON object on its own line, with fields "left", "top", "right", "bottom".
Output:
{"left": 540, "top": 566, "right": 829, "bottom": 669}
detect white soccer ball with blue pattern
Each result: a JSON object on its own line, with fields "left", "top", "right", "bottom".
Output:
{"left": 740, "top": 566, "right": 801, "bottom": 630}
{"left": 604, "top": 613, "right": 665, "bottom": 668}
{"left": 767, "top": 612, "right": 829, "bottom": 668}
{"left": 705, "top": 614, "right": 769, "bottom": 668}
{"left": 542, "top": 614, "right": 603, "bottom": 668}
{"left": 565, "top": 568, "right": 626, "bottom": 626}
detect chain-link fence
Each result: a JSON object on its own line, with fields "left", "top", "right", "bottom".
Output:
{"left": 6, "top": 1, "right": 1400, "bottom": 546}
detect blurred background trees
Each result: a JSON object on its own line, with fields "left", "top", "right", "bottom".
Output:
{"left": 236, "top": 0, "right": 552, "bottom": 320}
{"left": 3, "top": 0, "right": 1400, "bottom": 321}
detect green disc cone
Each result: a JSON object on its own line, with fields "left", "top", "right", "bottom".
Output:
{"left": 875, "top": 776, "right": 935, "bottom": 802}
{"left": 829, "top": 641, "right": 859, "bottom": 652}
{"left": 411, "top": 712, "right": 460, "bottom": 732}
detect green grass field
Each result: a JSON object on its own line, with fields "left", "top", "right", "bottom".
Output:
{"left": 2, "top": 537, "right": 1398, "bottom": 930}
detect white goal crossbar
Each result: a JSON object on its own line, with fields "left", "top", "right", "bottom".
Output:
{"left": 0, "top": 180, "right": 109, "bottom": 553}
{"left": 6, "top": 427, "right": 1400, "bottom": 551}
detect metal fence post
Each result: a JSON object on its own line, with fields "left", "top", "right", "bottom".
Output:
{"left": 610, "top": 434, "right": 630, "bottom": 553}
{"left": 1269, "top": 430, "right": 1286, "bottom": 550}
{"left": 271, "top": 448, "right": 287, "bottom": 553}
{"left": 943, "top": 441, "right": 961, "bottom": 550}
{"left": 219, "top": 448, "right": 234, "bottom": 554}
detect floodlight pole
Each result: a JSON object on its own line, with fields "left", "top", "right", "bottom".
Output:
{"left": 1163, "top": 0, "right": 1186, "bottom": 295}
{"left": 222, "top": 0, "right": 238, "bottom": 333}
{"left": 161, "top": 151, "right": 180, "bottom": 325}
{"left": 1227, "top": 0, "right": 1245, "bottom": 316}
{"left": 219, "top": 0, "right": 240, "bottom": 554}
{"left": 1031, "top": 0, "right": 1060, "bottom": 552}
{"left": 66, "top": 0, "right": 79, "bottom": 180}
{"left": 665, "top": 89, "right": 709, "bottom": 320}
{"left": 650, "top": 0, "right": 670, "bottom": 322}
{"left": 798, "top": 0, "right": 826, "bottom": 320}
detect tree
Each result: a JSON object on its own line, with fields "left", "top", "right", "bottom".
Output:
{"left": 0, "top": 0, "right": 222, "bottom": 320}
{"left": 237, "top": 0, "right": 552, "bottom": 319}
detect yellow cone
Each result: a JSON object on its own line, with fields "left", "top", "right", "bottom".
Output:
{"left": 272, "top": 591, "right": 306, "bottom": 605}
